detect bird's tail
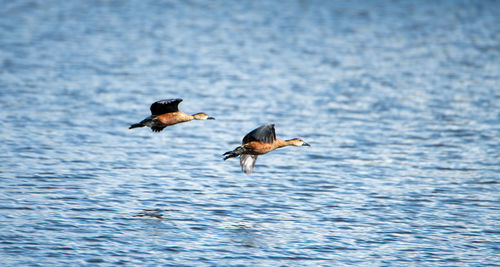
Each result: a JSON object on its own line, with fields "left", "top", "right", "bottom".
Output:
{"left": 223, "top": 146, "right": 245, "bottom": 160}
{"left": 129, "top": 123, "right": 144, "bottom": 129}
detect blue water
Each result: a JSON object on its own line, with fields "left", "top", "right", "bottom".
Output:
{"left": 1, "top": 0, "right": 499, "bottom": 265}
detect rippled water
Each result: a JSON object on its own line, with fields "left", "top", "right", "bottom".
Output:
{"left": 1, "top": 0, "right": 499, "bottom": 265}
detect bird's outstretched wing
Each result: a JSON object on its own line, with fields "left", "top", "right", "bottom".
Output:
{"left": 242, "top": 123, "right": 276, "bottom": 144}
{"left": 240, "top": 154, "right": 258, "bottom": 175}
{"left": 150, "top": 98, "right": 183, "bottom": 115}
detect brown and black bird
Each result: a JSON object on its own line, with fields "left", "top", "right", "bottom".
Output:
{"left": 129, "top": 98, "right": 214, "bottom": 132}
{"left": 223, "top": 123, "right": 310, "bottom": 174}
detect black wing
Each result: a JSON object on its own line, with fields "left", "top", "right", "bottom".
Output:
{"left": 242, "top": 123, "right": 276, "bottom": 144}
{"left": 150, "top": 98, "right": 183, "bottom": 115}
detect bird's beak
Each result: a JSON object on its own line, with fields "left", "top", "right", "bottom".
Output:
{"left": 207, "top": 117, "right": 215, "bottom": 120}
{"left": 302, "top": 142, "right": 310, "bottom": 147}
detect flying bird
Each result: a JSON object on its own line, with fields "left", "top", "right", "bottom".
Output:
{"left": 129, "top": 98, "right": 214, "bottom": 132}
{"left": 223, "top": 123, "right": 310, "bottom": 174}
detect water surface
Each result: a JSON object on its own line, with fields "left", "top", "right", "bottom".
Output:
{"left": 1, "top": 0, "right": 499, "bottom": 265}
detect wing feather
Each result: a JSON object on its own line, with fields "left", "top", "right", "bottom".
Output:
{"left": 240, "top": 155, "right": 258, "bottom": 175}
{"left": 242, "top": 123, "right": 276, "bottom": 144}
{"left": 150, "top": 98, "right": 183, "bottom": 115}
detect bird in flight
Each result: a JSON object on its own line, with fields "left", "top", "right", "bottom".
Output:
{"left": 129, "top": 98, "right": 214, "bottom": 132}
{"left": 223, "top": 123, "right": 310, "bottom": 174}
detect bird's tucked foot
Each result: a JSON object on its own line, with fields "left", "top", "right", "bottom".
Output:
{"left": 129, "top": 123, "right": 144, "bottom": 129}
{"left": 223, "top": 146, "right": 246, "bottom": 160}
{"left": 223, "top": 151, "right": 238, "bottom": 160}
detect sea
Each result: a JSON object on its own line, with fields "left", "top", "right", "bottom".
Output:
{"left": 1, "top": 0, "right": 499, "bottom": 265}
